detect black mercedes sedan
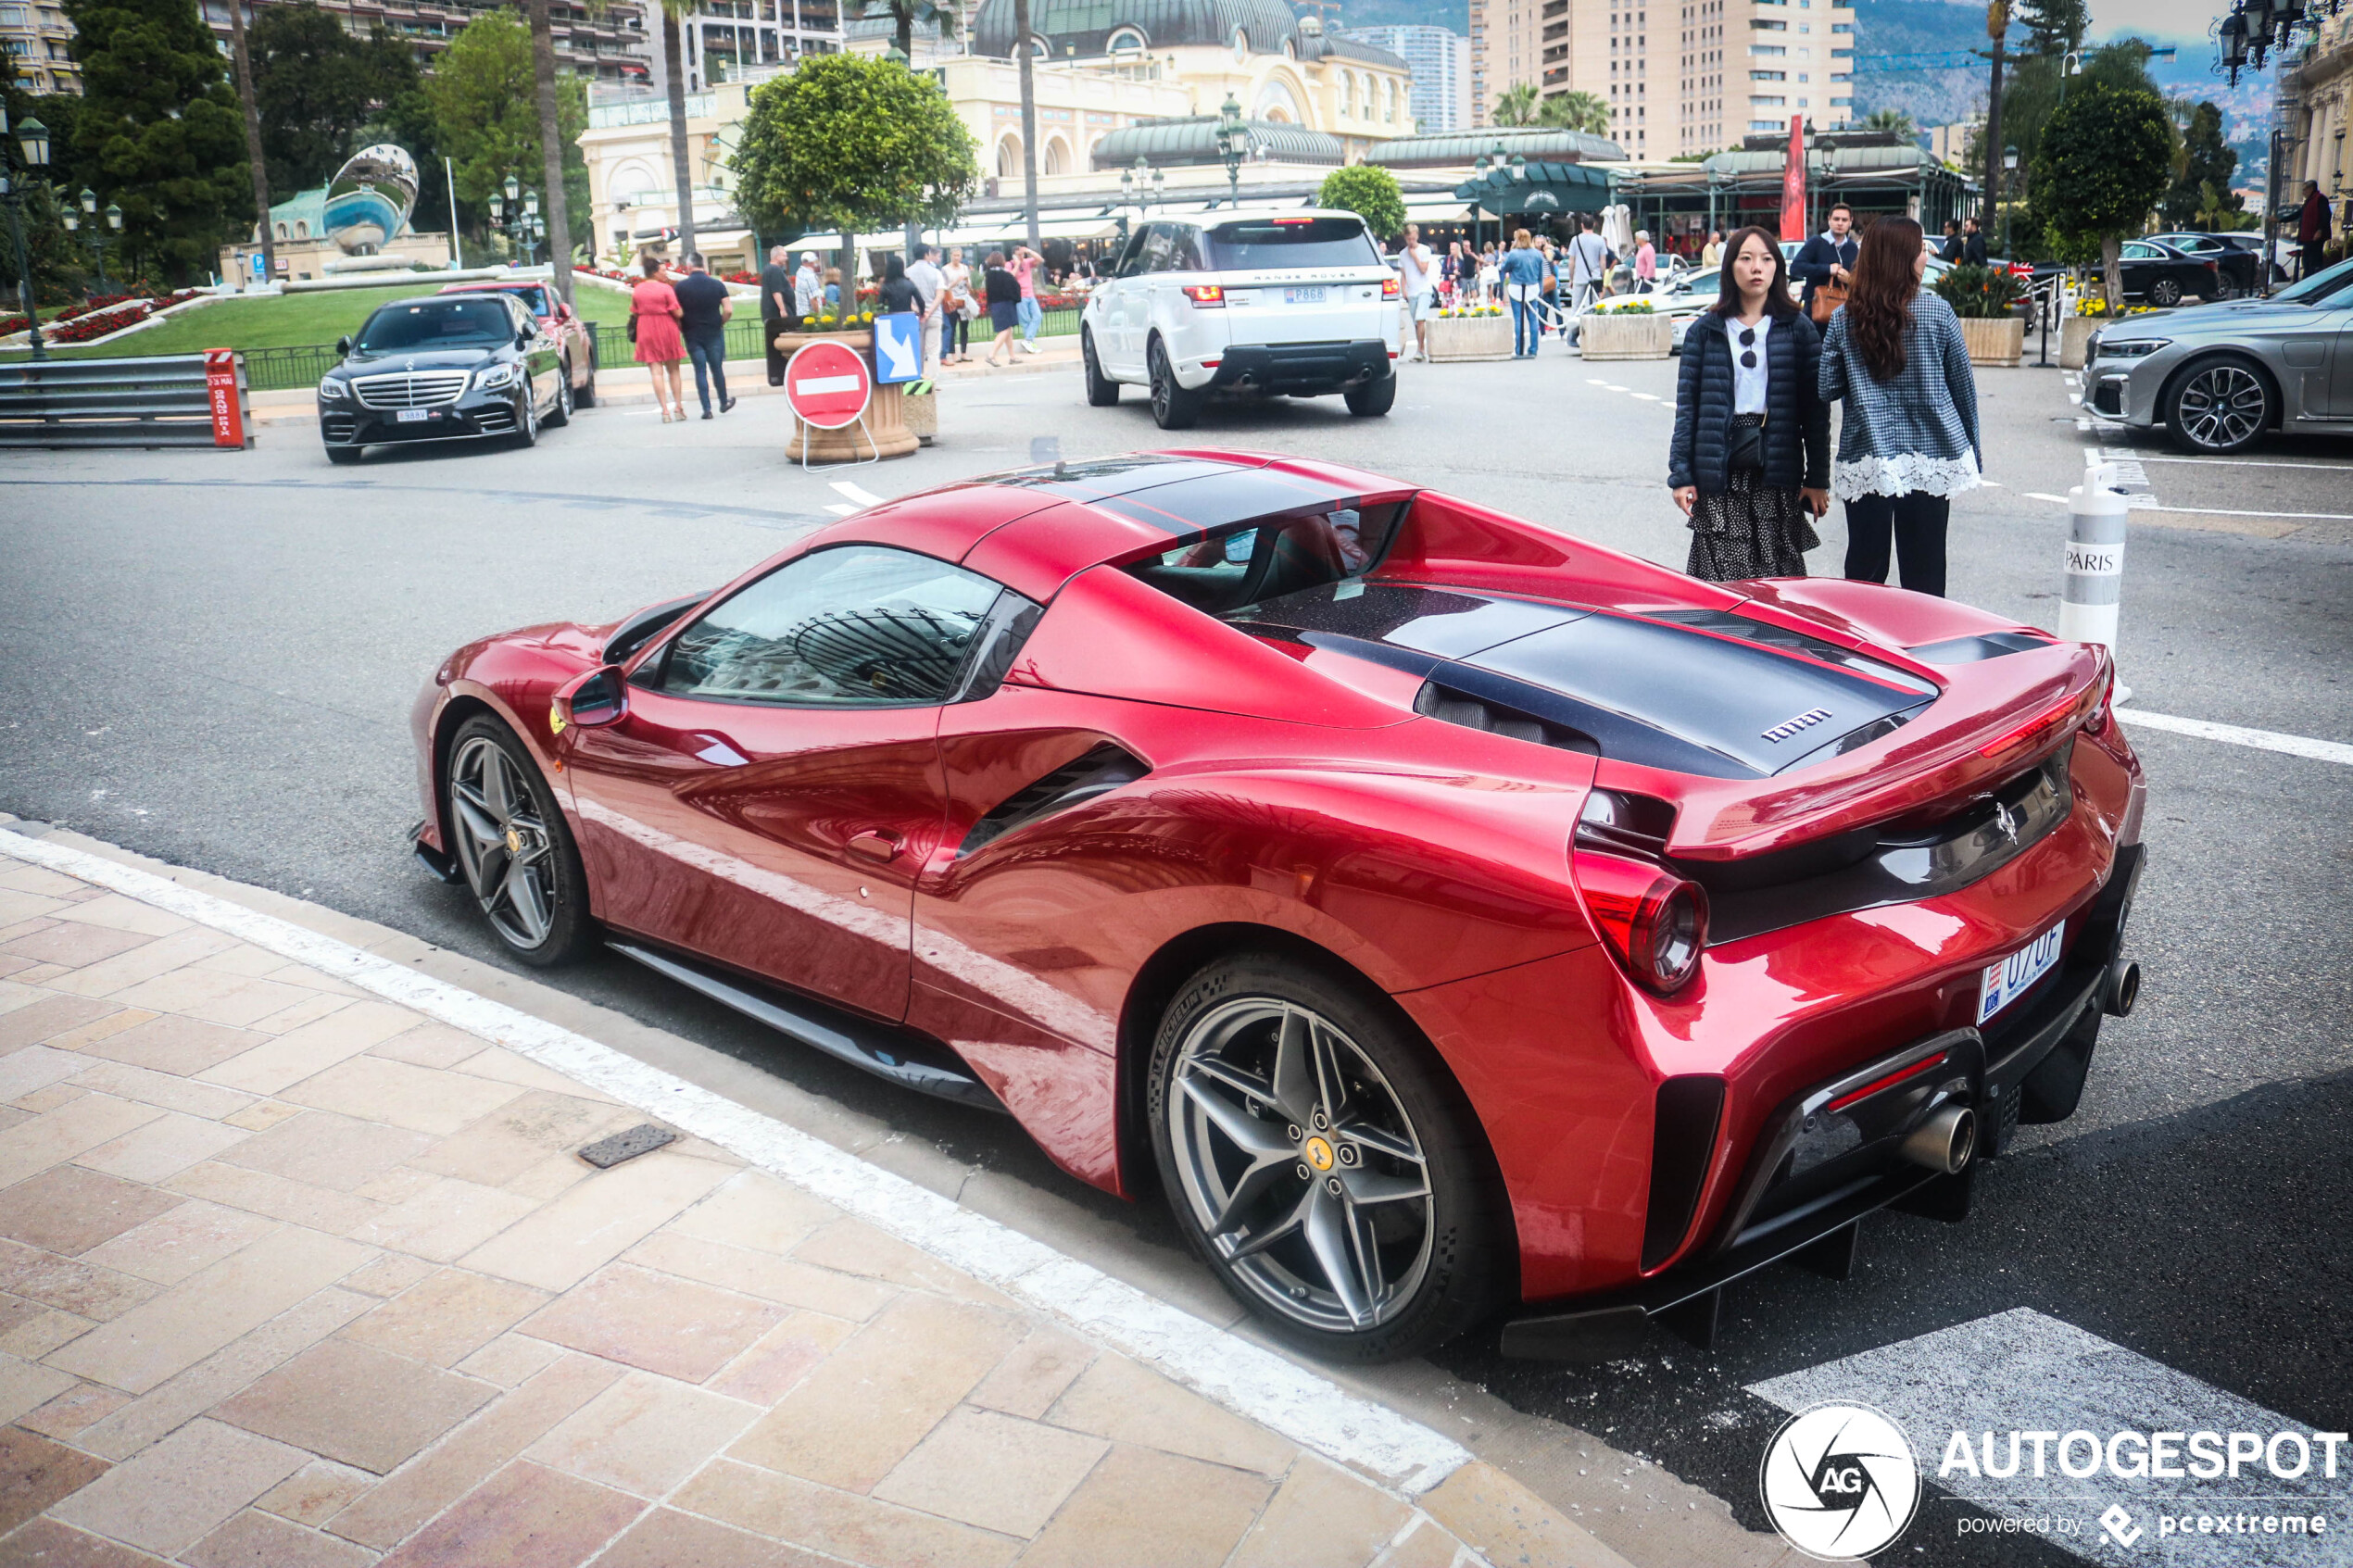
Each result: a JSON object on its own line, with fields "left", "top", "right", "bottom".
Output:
{"left": 2115, "top": 239, "right": 2225, "bottom": 307}
{"left": 318, "top": 292, "right": 570, "bottom": 464}
{"left": 2145, "top": 232, "right": 2263, "bottom": 299}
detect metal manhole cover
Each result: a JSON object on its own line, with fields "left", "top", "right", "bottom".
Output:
{"left": 577, "top": 1123, "right": 677, "bottom": 1169}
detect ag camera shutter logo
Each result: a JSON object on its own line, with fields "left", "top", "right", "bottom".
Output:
{"left": 1759, "top": 1402, "right": 1922, "bottom": 1560}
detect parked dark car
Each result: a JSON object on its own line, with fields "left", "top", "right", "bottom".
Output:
{"left": 2145, "top": 233, "right": 2261, "bottom": 299}
{"left": 2114, "top": 239, "right": 2225, "bottom": 307}
{"left": 319, "top": 293, "right": 570, "bottom": 465}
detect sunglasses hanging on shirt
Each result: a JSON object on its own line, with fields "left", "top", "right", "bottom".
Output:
{"left": 1739, "top": 326, "right": 1757, "bottom": 370}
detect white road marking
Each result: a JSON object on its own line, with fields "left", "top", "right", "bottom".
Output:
{"left": 1629, "top": 393, "right": 1661, "bottom": 402}
{"left": 1603, "top": 383, "right": 1629, "bottom": 392}
{"left": 829, "top": 480, "right": 885, "bottom": 508}
{"left": 2099, "top": 448, "right": 2353, "bottom": 473}
{"left": 2140, "top": 504, "right": 2353, "bottom": 521}
{"left": 1751, "top": 1309, "right": 2351, "bottom": 1567}
{"left": 2026, "top": 492, "right": 2070, "bottom": 504}
{"left": 822, "top": 503, "right": 856, "bottom": 516}
{"left": 0, "top": 829, "right": 1470, "bottom": 1497}
{"left": 1586, "top": 377, "right": 1611, "bottom": 385}
{"left": 2117, "top": 708, "right": 2353, "bottom": 767}
{"left": 1981, "top": 481, "right": 2006, "bottom": 489}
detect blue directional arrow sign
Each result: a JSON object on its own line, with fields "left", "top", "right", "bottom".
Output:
{"left": 873, "top": 311, "right": 924, "bottom": 385}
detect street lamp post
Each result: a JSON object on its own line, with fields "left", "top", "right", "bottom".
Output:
{"left": 1215, "top": 93, "right": 1248, "bottom": 209}
{"left": 71, "top": 188, "right": 120, "bottom": 295}
{"left": 2, "top": 109, "right": 51, "bottom": 361}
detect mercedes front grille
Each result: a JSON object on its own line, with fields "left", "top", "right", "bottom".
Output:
{"left": 353, "top": 370, "right": 472, "bottom": 410}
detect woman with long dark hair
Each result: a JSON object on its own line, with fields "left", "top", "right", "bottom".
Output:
{"left": 1818, "top": 215, "right": 1982, "bottom": 597}
{"left": 1667, "top": 227, "right": 1831, "bottom": 580}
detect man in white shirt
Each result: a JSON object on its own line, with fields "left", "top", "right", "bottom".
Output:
{"left": 1396, "top": 224, "right": 1435, "bottom": 361}
{"left": 1567, "top": 216, "right": 1611, "bottom": 311}
{"left": 906, "top": 245, "right": 946, "bottom": 374}
{"left": 794, "top": 253, "right": 823, "bottom": 318}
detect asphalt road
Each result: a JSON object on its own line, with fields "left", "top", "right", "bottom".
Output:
{"left": 6, "top": 347, "right": 2349, "bottom": 1564}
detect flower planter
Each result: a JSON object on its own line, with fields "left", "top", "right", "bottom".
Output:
{"left": 772, "top": 329, "right": 919, "bottom": 462}
{"left": 2059, "top": 315, "right": 2099, "bottom": 370}
{"left": 1579, "top": 313, "right": 1672, "bottom": 361}
{"left": 1427, "top": 314, "right": 1512, "bottom": 362}
{"left": 1959, "top": 315, "right": 2024, "bottom": 368}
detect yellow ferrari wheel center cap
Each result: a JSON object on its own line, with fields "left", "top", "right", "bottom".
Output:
{"left": 504, "top": 828, "right": 522, "bottom": 856}
{"left": 1303, "top": 1136, "right": 1335, "bottom": 1173}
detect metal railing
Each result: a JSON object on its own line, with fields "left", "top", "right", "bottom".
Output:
{"left": 237, "top": 344, "right": 351, "bottom": 393}
{"left": 1, "top": 353, "right": 252, "bottom": 448}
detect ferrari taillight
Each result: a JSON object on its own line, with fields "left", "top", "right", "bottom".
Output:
{"left": 2081, "top": 667, "right": 2115, "bottom": 736}
{"left": 1571, "top": 847, "right": 1708, "bottom": 995}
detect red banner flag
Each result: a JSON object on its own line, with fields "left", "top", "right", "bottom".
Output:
{"left": 1780, "top": 116, "right": 1807, "bottom": 244}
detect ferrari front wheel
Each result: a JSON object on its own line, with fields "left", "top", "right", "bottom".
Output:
{"left": 1147, "top": 954, "right": 1503, "bottom": 1361}
{"left": 441, "top": 715, "right": 596, "bottom": 966}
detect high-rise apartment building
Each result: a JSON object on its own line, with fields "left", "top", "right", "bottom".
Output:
{"left": 1469, "top": 0, "right": 1851, "bottom": 148}
{"left": 195, "top": 0, "right": 652, "bottom": 82}
{"left": 1343, "top": 24, "right": 1470, "bottom": 132}
{"left": 1, "top": 0, "right": 78, "bottom": 94}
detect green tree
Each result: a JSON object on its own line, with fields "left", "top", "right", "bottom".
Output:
{"left": 1491, "top": 82, "right": 1538, "bottom": 128}
{"left": 2015, "top": 0, "right": 2086, "bottom": 56}
{"left": 1862, "top": 107, "right": 1916, "bottom": 139}
{"left": 426, "top": 10, "right": 586, "bottom": 255}
{"left": 861, "top": 0, "right": 963, "bottom": 64}
{"left": 524, "top": 0, "right": 579, "bottom": 302}
{"left": 656, "top": 0, "right": 695, "bottom": 259}
{"left": 251, "top": 3, "right": 420, "bottom": 194}
{"left": 2160, "top": 100, "right": 2240, "bottom": 231}
{"left": 730, "top": 53, "right": 977, "bottom": 245}
{"left": 1538, "top": 91, "right": 1608, "bottom": 134}
{"left": 62, "top": 0, "right": 251, "bottom": 283}
{"left": 2031, "top": 79, "right": 2172, "bottom": 310}
{"left": 1316, "top": 164, "right": 1406, "bottom": 242}
{"left": 0, "top": 83, "right": 90, "bottom": 304}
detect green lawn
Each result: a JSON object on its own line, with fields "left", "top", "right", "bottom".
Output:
{"left": 24, "top": 280, "right": 631, "bottom": 359}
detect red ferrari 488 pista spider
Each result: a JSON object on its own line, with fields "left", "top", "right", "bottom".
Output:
{"left": 409, "top": 450, "right": 2145, "bottom": 1362}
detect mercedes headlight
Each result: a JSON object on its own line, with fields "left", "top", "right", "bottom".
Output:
{"left": 319, "top": 377, "right": 350, "bottom": 401}
{"left": 475, "top": 362, "right": 521, "bottom": 391}
{"left": 2096, "top": 338, "right": 2170, "bottom": 359}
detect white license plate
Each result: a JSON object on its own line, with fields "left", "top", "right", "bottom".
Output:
{"left": 1978, "top": 920, "right": 2065, "bottom": 1023}
{"left": 1284, "top": 286, "right": 1327, "bottom": 304}
{"left": 396, "top": 408, "right": 429, "bottom": 423}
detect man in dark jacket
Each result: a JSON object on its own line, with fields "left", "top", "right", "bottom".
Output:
{"left": 1940, "top": 220, "right": 1964, "bottom": 262}
{"left": 1789, "top": 204, "right": 1858, "bottom": 309}
{"left": 760, "top": 244, "right": 798, "bottom": 386}
{"left": 1961, "top": 216, "right": 1989, "bottom": 267}
{"left": 2298, "top": 181, "right": 2333, "bottom": 282}
{"left": 673, "top": 253, "right": 736, "bottom": 420}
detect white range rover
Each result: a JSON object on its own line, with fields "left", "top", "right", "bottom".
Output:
{"left": 1080, "top": 208, "right": 1401, "bottom": 429}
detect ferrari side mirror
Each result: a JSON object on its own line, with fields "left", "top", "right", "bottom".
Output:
{"left": 553, "top": 665, "right": 628, "bottom": 733}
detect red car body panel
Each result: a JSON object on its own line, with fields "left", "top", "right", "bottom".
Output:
{"left": 410, "top": 450, "right": 2145, "bottom": 1311}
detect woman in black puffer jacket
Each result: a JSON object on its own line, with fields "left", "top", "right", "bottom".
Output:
{"left": 1667, "top": 226, "right": 1832, "bottom": 580}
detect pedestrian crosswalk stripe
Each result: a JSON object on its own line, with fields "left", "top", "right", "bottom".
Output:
{"left": 830, "top": 480, "right": 885, "bottom": 508}
{"left": 2116, "top": 708, "right": 2353, "bottom": 768}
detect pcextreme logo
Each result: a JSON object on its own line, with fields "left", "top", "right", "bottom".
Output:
{"left": 1759, "top": 1402, "right": 1923, "bottom": 1561}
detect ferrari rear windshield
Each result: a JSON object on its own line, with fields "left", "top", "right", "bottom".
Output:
{"left": 358, "top": 298, "right": 514, "bottom": 352}
{"left": 1203, "top": 219, "right": 1382, "bottom": 271}
{"left": 1126, "top": 503, "right": 1404, "bottom": 616}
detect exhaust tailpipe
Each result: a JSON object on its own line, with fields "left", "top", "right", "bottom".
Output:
{"left": 2104, "top": 958, "right": 2142, "bottom": 1018}
{"left": 1900, "top": 1105, "right": 1976, "bottom": 1175}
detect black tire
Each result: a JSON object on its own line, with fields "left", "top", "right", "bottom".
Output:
{"left": 1146, "top": 951, "right": 1504, "bottom": 1362}
{"left": 2163, "top": 354, "right": 2274, "bottom": 455}
{"left": 545, "top": 369, "right": 573, "bottom": 428}
{"left": 1343, "top": 373, "right": 1397, "bottom": 417}
{"left": 440, "top": 714, "right": 597, "bottom": 966}
{"left": 1148, "top": 337, "right": 1202, "bottom": 431}
{"left": 1082, "top": 328, "right": 1120, "bottom": 407}
{"left": 2148, "top": 277, "right": 2183, "bottom": 307}
{"left": 510, "top": 389, "right": 539, "bottom": 449}
{"left": 575, "top": 367, "right": 596, "bottom": 408}
{"left": 325, "top": 445, "right": 361, "bottom": 466}
{"left": 2211, "top": 277, "right": 2240, "bottom": 301}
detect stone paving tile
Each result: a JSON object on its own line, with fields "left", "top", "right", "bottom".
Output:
{"left": 196, "top": 1003, "right": 426, "bottom": 1098}
{"left": 0, "top": 1047, "right": 91, "bottom": 1105}
{"left": 162, "top": 1162, "right": 382, "bottom": 1236}
{"left": 669, "top": 1171, "right": 840, "bottom": 1256}
{"left": 366, "top": 1023, "right": 486, "bottom": 1071}
{"left": 7, "top": 1085, "right": 83, "bottom": 1117}
{"left": 951, "top": 1325, "right": 1095, "bottom": 1423}
{"left": 46, "top": 930, "right": 240, "bottom": 999}
{"left": 1375, "top": 1520, "right": 1475, "bottom": 1568}
{"left": 591, "top": 1506, "right": 818, "bottom": 1568}
{"left": 726, "top": 1292, "right": 1024, "bottom": 1494}
{"left": 186, "top": 947, "right": 292, "bottom": 981}
{"left": 0, "top": 1311, "right": 94, "bottom": 1362}
{"left": 279, "top": 1057, "right": 526, "bottom": 1139}
{"left": 0, "top": 995, "right": 121, "bottom": 1054}
{"left": 337, "top": 1269, "right": 547, "bottom": 1369}
{"left": 344, "top": 1176, "right": 540, "bottom": 1264}
{"left": 214, "top": 1112, "right": 432, "bottom": 1195}
{"left": 48, "top": 1417, "right": 308, "bottom": 1557}
{"left": 0, "top": 1363, "right": 85, "bottom": 1432}
{"left": 1421, "top": 1461, "right": 1638, "bottom": 1568}
{"left": 459, "top": 1153, "right": 733, "bottom": 1293}
{"left": 107, "top": 970, "right": 317, "bottom": 1032}
{"left": 870, "top": 1406, "right": 1107, "bottom": 1537}
{"left": 72, "top": 1111, "right": 250, "bottom": 1185}
{"left": 0, "top": 1516, "right": 170, "bottom": 1567}
{"left": 338, "top": 1256, "right": 436, "bottom": 1299}
{"left": 0, "top": 1166, "right": 182, "bottom": 1257}
{"left": 525, "top": 1368, "right": 759, "bottom": 1498}
{"left": 673, "top": 1458, "right": 1022, "bottom": 1568}
{"left": 0, "top": 1424, "right": 109, "bottom": 1534}
{"left": 405, "top": 1090, "right": 637, "bottom": 1192}
{"left": 212, "top": 1338, "right": 497, "bottom": 1474}
{"left": 43, "top": 896, "right": 188, "bottom": 940}
{"left": 0, "top": 1095, "right": 166, "bottom": 1191}
{"left": 1015, "top": 1443, "right": 1276, "bottom": 1568}
{"left": 69, "top": 1017, "right": 266, "bottom": 1079}
{"left": 253, "top": 1460, "right": 374, "bottom": 1527}
{"left": 449, "top": 1047, "right": 623, "bottom": 1103}
{"left": 1043, "top": 1353, "right": 1299, "bottom": 1479}
{"left": 1227, "top": 1454, "right": 1416, "bottom": 1568}
{"left": 519, "top": 1263, "right": 783, "bottom": 1384}
{"left": 19, "top": 1379, "right": 133, "bottom": 1439}
{"left": 371, "top": 1460, "right": 641, "bottom": 1568}
{"left": 790, "top": 1218, "right": 988, "bottom": 1298}
{"left": 705, "top": 1311, "right": 859, "bottom": 1406}
{"left": 0, "top": 924, "right": 152, "bottom": 971}
{"left": 245, "top": 995, "right": 356, "bottom": 1038}
{"left": 219, "top": 1101, "right": 301, "bottom": 1134}
{"left": 75, "top": 1200, "right": 279, "bottom": 1288}
{"left": 623, "top": 1230, "right": 897, "bottom": 1322}
{"left": 46, "top": 1227, "right": 370, "bottom": 1395}
{"left": 323, "top": 1353, "right": 623, "bottom": 1550}
{"left": 28, "top": 1010, "right": 152, "bottom": 1058}
{"left": 182, "top": 1508, "right": 378, "bottom": 1568}
{"left": 0, "top": 1237, "right": 161, "bottom": 1322}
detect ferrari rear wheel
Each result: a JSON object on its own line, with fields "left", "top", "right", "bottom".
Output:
{"left": 442, "top": 715, "right": 596, "bottom": 966}
{"left": 1148, "top": 954, "right": 1502, "bottom": 1361}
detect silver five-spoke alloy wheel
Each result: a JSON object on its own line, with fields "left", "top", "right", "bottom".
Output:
{"left": 1165, "top": 997, "right": 1433, "bottom": 1334}
{"left": 2174, "top": 362, "right": 2267, "bottom": 450}
{"left": 447, "top": 734, "right": 558, "bottom": 949}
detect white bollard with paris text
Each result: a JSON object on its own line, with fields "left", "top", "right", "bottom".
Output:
{"left": 2059, "top": 458, "right": 2129, "bottom": 658}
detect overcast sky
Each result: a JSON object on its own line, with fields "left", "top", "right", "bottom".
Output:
{"left": 2087, "top": 0, "right": 2216, "bottom": 44}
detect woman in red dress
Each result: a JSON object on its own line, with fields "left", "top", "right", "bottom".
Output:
{"left": 630, "top": 254, "right": 687, "bottom": 422}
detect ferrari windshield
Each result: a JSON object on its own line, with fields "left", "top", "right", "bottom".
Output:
{"left": 357, "top": 298, "right": 515, "bottom": 352}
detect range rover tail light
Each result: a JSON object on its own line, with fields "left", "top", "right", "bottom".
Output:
{"left": 1381, "top": 275, "right": 1401, "bottom": 298}
{"left": 1181, "top": 284, "right": 1225, "bottom": 307}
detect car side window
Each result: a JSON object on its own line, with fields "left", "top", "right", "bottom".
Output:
{"left": 1138, "top": 225, "right": 1176, "bottom": 274}
{"left": 659, "top": 546, "right": 1009, "bottom": 708}
{"left": 1168, "top": 228, "right": 1207, "bottom": 271}
{"left": 1112, "top": 229, "right": 1148, "bottom": 278}
{"left": 2121, "top": 244, "right": 2158, "bottom": 260}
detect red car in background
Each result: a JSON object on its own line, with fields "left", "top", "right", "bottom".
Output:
{"left": 439, "top": 280, "right": 597, "bottom": 408}
{"left": 408, "top": 452, "right": 2146, "bottom": 1362}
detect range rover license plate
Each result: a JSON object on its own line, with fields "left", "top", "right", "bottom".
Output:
{"left": 1978, "top": 919, "right": 2064, "bottom": 1023}
{"left": 396, "top": 408, "right": 429, "bottom": 423}
{"left": 1284, "top": 286, "right": 1327, "bottom": 304}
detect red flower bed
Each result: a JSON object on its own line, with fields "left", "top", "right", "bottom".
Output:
{"left": 42, "top": 289, "right": 204, "bottom": 344}
{"left": 0, "top": 315, "right": 25, "bottom": 337}
{"left": 724, "top": 270, "right": 759, "bottom": 284}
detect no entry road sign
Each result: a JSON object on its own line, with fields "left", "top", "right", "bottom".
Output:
{"left": 785, "top": 339, "right": 873, "bottom": 431}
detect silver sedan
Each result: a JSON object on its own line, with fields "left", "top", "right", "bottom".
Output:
{"left": 2079, "top": 256, "right": 2353, "bottom": 453}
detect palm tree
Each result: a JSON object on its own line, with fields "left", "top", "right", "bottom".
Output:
{"left": 660, "top": 0, "right": 698, "bottom": 261}
{"left": 224, "top": 0, "right": 275, "bottom": 285}
{"left": 1862, "top": 107, "right": 1917, "bottom": 139}
{"left": 863, "top": 0, "right": 962, "bottom": 62}
{"left": 525, "top": 0, "right": 575, "bottom": 304}
{"left": 1491, "top": 82, "right": 1539, "bottom": 128}
{"left": 1013, "top": 0, "right": 1038, "bottom": 252}
{"left": 1538, "top": 91, "right": 1607, "bottom": 134}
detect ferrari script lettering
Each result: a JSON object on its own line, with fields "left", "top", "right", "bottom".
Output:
{"left": 1761, "top": 708, "right": 1834, "bottom": 743}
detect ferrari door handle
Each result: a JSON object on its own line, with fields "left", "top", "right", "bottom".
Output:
{"left": 847, "top": 830, "right": 902, "bottom": 862}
